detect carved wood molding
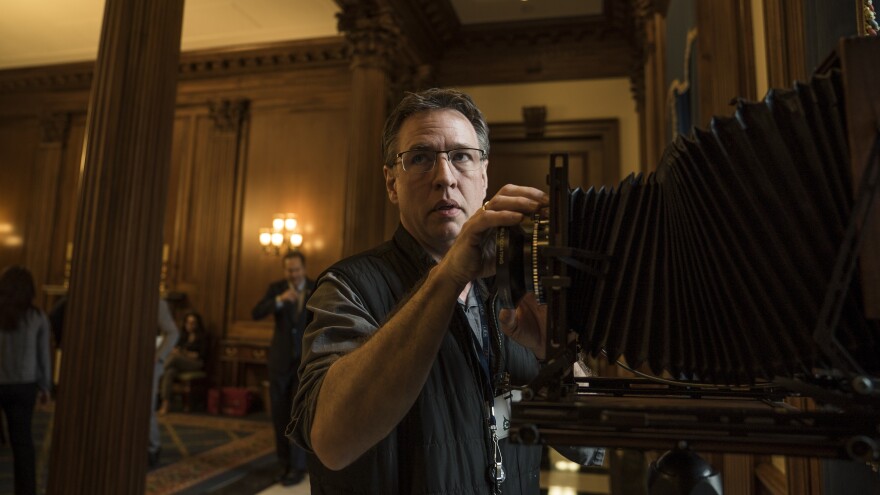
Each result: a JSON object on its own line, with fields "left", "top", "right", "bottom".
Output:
{"left": 382, "top": 0, "right": 458, "bottom": 61}
{"left": 337, "top": 0, "right": 403, "bottom": 72}
{"left": 627, "top": 0, "right": 672, "bottom": 110}
{"left": 0, "top": 62, "right": 94, "bottom": 92}
{"left": 178, "top": 38, "right": 347, "bottom": 79}
{"left": 39, "top": 112, "right": 71, "bottom": 144}
{"left": 208, "top": 99, "right": 250, "bottom": 133}
{"left": 0, "top": 38, "right": 347, "bottom": 93}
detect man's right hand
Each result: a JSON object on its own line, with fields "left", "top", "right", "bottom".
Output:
{"left": 278, "top": 287, "right": 298, "bottom": 303}
{"left": 439, "top": 184, "right": 548, "bottom": 288}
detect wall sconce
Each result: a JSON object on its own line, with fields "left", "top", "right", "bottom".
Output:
{"left": 259, "top": 213, "right": 303, "bottom": 255}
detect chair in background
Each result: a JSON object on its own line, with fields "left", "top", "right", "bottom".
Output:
{"left": 170, "top": 371, "right": 208, "bottom": 412}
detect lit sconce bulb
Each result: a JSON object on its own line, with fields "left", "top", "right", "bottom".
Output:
{"left": 271, "top": 232, "right": 284, "bottom": 247}
{"left": 285, "top": 215, "right": 297, "bottom": 231}
{"left": 3, "top": 235, "right": 22, "bottom": 247}
{"left": 272, "top": 215, "right": 285, "bottom": 231}
{"left": 259, "top": 228, "right": 271, "bottom": 247}
{"left": 291, "top": 233, "right": 303, "bottom": 247}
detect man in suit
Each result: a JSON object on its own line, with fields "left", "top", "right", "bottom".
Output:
{"left": 252, "top": 250, "right": 314, "bottom": 486}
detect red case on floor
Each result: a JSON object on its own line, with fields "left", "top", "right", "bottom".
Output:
{"left": 220, "top": 387, "right": 253, "bottom": 417}
{"left": 207, "top": 387, "right": 222, "bottom": 415}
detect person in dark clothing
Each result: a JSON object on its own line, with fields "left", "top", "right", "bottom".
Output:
{"left": 252, "top": 250, "right": 314, "bottom": 487}
{"left": 289, "top": 88, "right": 602, "bottom": 494}
{"left": 47, "top": 295, "right": 66, "bottom": 347}
{"left": 0, "top": 266, "right": 51, "bottom": 495}
{"left": 158, "top": 311, "right": 208, "bottom": 415}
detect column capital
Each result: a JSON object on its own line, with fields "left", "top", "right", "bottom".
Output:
{"left": 39, "top": 112, "right": 70, "bottom": 145}
{"left": 209, "top": 99, "right": 250, "bottom": 133}
{"left": 337, "top": 1, "right": 401, "bottom": 72}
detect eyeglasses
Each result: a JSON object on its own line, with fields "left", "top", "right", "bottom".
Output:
{"left": 395, "top": 148, "right": 486, "bottom": 174}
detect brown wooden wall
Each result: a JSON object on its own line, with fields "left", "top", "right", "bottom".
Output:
{"left": 0, "top": 39, "right": 352, "bottom": 368}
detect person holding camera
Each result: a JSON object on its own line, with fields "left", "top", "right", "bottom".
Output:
{"left": 289, "top": 88, "right": 602, "bottom": 494}
{"left": 252, "top": 250, "right": 314, "bottom": 487}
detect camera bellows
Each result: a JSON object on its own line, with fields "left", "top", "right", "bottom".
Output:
{"left": 567, "top": 68, "right": 879, "bottom": 384}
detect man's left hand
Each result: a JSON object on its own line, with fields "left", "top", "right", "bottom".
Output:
{"left": 499, "top": 292, "right": 546, "bottom": 359}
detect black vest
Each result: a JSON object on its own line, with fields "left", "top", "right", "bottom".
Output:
{"left": 306, "top": 226, "right": 542, "bottom": 495}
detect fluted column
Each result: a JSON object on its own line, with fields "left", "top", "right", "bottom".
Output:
{"left": 338, "top": 0, "right": 400, "bottom": 255}
{"left": 629, "top": 0, "right": 669, "bottom": 174}
{"left": 25, "top": 113, "right": 70, "bottom": 307}
{"left": 47, "top": 0, "right": 183, "bottom": 493}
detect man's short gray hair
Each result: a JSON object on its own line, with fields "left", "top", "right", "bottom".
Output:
{"left": 381, "top": 88, "right": 489, "bottom": 168}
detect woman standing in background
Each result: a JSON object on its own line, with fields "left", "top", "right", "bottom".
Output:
{"left": 0, "top": 266, "right": 51, "bottom": 495}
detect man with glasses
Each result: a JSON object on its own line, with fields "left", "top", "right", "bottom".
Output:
{"left": 290, "top": 88, "right": 602, "bottom": 493}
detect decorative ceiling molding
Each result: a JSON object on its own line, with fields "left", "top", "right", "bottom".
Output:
{"left": 178, "top": 37, "right": 347, "bottom": 78}
{"left": 1, "top": 0, "right": 657, "bottom": 95}
{"left": 0, "top": 63, "right": 94, "bottom": 92}
{"left": 336, "top": 1, "right": 402, "bottom": 72}
{"left": 0, "top": 37, "right": 347, "bottom": 93}
{"left": 382, "top": 0, "right": 460, "bottom": 61}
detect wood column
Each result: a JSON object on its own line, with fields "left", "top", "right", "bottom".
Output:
{"left": 762, "top": 0, "right": 807, "bottom": 89}
{"left": 640, "top": 11, "right": 669, "bottom": 173}
{"left": 630, "top": 0, "right": 670, "bottom": 173}
{"left": 338, "top": 1, "right": 399, "bottom": 256}
{"left": 695, "top": 0, "right": 757, "bottom": 125}
{"left": 46, "top": 0, "right": 183, "bottom": 493}
{"left": 25, "top": 113, "right": 70, "bottom": 308}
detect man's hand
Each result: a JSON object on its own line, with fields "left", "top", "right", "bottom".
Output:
{"left": 439, "top": 184, "right": 548, "bottom": 288}
{"left": 37, "top": 389, "right": 51, "bottom": 408}
{"left": 279, "top": 287, "right": 298, "bottom": 303}
{"left": 499, "top": 293, "right": 547, "bottom": 359}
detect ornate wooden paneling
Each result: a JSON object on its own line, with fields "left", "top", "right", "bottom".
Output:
{"left": 23, "top": 113, "right": 70, "bottom": 302}
{"left": 0, "top": 118, "right": 39, "bottom": 271}
{"left": 0, "top": 37, "right": 346, "bottom": 96}
{"left": 180, "top": 101, "right": 249, "bottom": 349}
{"left": 228, "top": 103, "right": 350, "bottom": 341}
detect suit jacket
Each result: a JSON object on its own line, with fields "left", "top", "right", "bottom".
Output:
{"left": 252, "top": 278, "right": 315, "bottom": 374}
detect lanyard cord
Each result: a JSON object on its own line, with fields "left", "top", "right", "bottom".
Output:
{"left": 471, "top": 283, "right": 506, "bottom": 491}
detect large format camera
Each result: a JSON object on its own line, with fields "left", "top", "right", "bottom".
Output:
{"left": 491, "top": 36, "right": 880, "bottom": 494}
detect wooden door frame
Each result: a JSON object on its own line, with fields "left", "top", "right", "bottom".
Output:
{"left": 488, "top": 118, "right": 621, "bottom": 187}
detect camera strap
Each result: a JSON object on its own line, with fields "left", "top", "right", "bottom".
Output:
{"left": 470, "top": 284, "right": 506, "bottom": 490}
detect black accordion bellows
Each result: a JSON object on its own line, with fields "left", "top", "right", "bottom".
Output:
{"left": 571, "top": 69, "right": 880, "bottom": 384}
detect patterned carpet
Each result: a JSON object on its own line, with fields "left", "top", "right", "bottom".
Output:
{"left": 146, "top": 413, "right": 275, "bottom": 495}
{"left": 0, "top": 406, "right": 274, "bottom": 495}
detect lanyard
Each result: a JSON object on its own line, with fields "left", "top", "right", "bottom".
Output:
{"left": 469, "top": 283, "right": 494, "bottom": 405}
{"left": 468, "top": 284, "right": 507, "bottom": 490}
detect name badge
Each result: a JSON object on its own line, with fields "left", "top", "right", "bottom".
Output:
{"left": 492, "top": 390, "right": 521, "bottom": 440}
